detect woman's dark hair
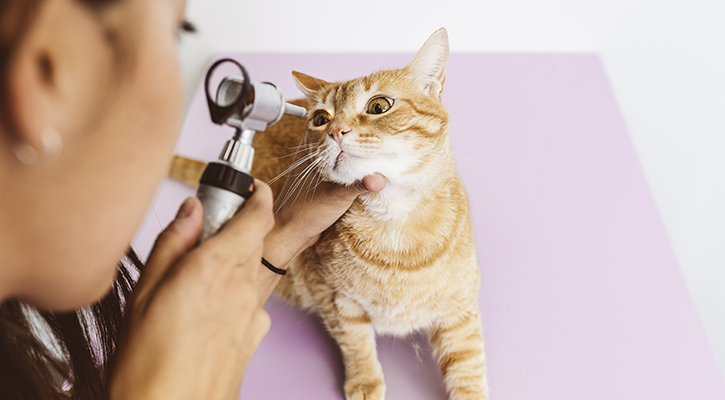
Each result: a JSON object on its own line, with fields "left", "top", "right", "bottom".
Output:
{"left": 0, "top": 252, "right": 141, "bottom": 399}
{"left": 0, "top": 1, "right": 141, "bottom": 399}
{"left": 0, "top": 252, "right": 142, "bottom": 399}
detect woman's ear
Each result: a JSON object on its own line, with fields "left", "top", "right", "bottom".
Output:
{"left": 3, "top": 0, "right": 64, "bottom": 154}
{"left": 4, "top": 0, "right": 111, "bottom": 164}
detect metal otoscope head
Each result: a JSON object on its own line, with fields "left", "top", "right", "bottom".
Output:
{"left": 206, "top": 58, "right": 307, "bottom": 132}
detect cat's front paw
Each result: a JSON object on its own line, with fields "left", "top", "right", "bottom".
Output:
{"left": 344, "top": 378, "right": 386, "bottom": 400}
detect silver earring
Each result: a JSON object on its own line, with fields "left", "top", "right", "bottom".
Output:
{"left": 12, "top": 127, "right": 62, "bottom": 166}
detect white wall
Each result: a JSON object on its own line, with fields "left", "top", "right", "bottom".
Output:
{"left": 179, "top": 0, "right": 725, "bottom": 378}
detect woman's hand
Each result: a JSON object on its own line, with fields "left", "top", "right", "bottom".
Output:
{"left": 258, "top": 136, "right": 386, "bottom": 301}
{"left": 266, "top": 174, "right": 386, "bottom": 263}
{"left": 110, "top": 182, "right": 274, "bottom": 400}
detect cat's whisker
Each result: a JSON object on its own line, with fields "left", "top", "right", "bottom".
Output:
{"left": 374, "top": 53, "right": 384, "bottom": 71}
{"left": 275, "top": 157, "right": 324, "bottom": 212}
{"left": 265, "top": 143, "right": 319, "bottom": 163}
{"left": 298, "top": 164, "right": 320, "bottom": 205}
{"left": 449, "top": 104, "right": 481, "bottom": 126}
{"left": 302, "top": 162, "right": 326, "bottom": 204}
{"left": 282, "top": 153, "right": 322, "bottom": 181}
{"left": 271, "top": 144, "right": 319, "bottom": 160}
{"left": 267, "top": 151, "right": 320, "bottom": 185}
{"left": 284, "top": 143, "right": 316, "bottom": 151}
{"left": 267, "top": 151, "right": 309, "bottom": 161}
{"left": 309, "top": 170, "right": 325, "bottom": 202}
{"left": 289, "top": 157, "right": 323, "bottom": 204}
{"left": 454, "top": 154, "right": 476, "bottom": 163}
{"left": 292, "top": 158, "right": 324, "bottom": 203}
{"left": 285, "top": 149, "right": 319, "bottom": 169}
{"left": 276, "top": 176, "right": 308, "bottom": 212}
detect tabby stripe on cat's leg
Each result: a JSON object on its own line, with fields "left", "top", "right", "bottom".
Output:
{"left": 318, "top": 294, "right": 386, "bottom": 400}
{"left": 336, "top": 325, "right": 386, "bottom": 400}
{"left": 429, "top": 307, "right": 489, "bottom": 400}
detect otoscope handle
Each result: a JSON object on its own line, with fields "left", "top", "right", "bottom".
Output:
{"left": 196, "top": 162, "right": 255, "bottom": 242}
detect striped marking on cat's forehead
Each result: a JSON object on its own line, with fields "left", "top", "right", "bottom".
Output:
{"left": 320, "top": 78, "right": 382, "bottom": 111}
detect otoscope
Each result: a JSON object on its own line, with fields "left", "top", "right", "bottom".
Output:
{"left": 198, "top": 58, "right": 307, "bottom": 242}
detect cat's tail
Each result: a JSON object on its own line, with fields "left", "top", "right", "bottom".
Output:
{"left": 169, "top": 155, "right": 207, "bottom": 188}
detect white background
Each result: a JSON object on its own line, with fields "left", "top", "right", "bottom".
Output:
{"left": 179, "top": 0, "right": 725, "bottom": 379}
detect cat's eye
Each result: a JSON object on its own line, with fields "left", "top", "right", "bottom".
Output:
{"left": 366, "top": 97, "right": 394, "bottom": 115}
{"left": 312, "top": 110, "right": 331, "bottom": 127}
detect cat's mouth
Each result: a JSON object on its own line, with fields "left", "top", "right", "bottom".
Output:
{"left": 326, "top": 147, "right": 373, "bottom": 185}
{"left": 334, "top": 151, "right": 345, "bottom": 168}
{"left": 333, "top": 150, "right": 362, "bottom": 170}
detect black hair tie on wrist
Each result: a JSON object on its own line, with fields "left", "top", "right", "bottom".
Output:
{"left": 262, "top": 258, "right": 286, "bottom": 276}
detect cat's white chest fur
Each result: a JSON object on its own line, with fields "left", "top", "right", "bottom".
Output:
{"left": 339, "top": 282, "right": 442, "bottom": 336}
{"left": 360, "top": 183, "right": 427, "bottom": 223}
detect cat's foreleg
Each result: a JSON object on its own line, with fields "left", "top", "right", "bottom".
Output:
{"left": 429, "top": 305, "right": 489, "bottom": 400}
{"left": 321, "top": 293, "right": 386, "bottom": 400}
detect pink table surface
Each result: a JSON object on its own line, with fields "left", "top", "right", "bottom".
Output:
{"left": 132, "top": 54, "right": 725, "bottom": 399}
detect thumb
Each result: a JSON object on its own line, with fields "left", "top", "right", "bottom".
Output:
{"left": 362, "top": 173, "right": 387, "bottom": 193}
{"left": 316, "top": 173, "right": 387, "bottom": 209}
{"left": 348, "top": 173, "right": 387, "bottom": 196}
{"left": 134, "top": 197, "right": 203, "bottom": 304}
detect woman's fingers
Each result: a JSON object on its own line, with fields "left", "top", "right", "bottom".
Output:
{"left": 134, "top": 197, "right": 202, "bottom": 305}
{"left": 326, "top": 173, "right": 387, "bottom": 206}
{"left": 363, "top": 173, "right": 387, "bottom": 193}
{"left": 112, "top": 182, "right": 276, "bottom": 400}
{"left": 203, "top": 180, "right": 274, "bottom": 262}
{"left": 135, "top": 181, "right": 273, "bottom": 309}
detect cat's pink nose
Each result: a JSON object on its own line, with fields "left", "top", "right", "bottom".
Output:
{"left": 329, "top": 125, "right": 351, "bottom": 146}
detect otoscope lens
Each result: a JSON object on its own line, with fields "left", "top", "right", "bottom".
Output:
{"left": 217, "top": 77, "right": 245, "bottom": 107}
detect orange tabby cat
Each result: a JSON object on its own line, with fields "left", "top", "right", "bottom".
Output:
{"left": 170, "top": 28, "right": 488, "bottom": 400}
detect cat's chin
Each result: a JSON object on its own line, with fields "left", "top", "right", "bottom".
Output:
{"left": 325, "top": 156, "right": 370, "bottom": 186}
{"left": 326, "top": 166, "right": 383, "bottom": 188}
{"left": 325, "top": 170, "right": 363, "bottom": 186}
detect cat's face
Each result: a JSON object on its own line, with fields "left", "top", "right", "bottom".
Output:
{"left": 294, "top": 28, "right": 451, "bottom": 188}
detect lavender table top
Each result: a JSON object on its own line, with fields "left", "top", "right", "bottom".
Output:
{"left": 133, "top": 54, "right": 725, "bottom": 399}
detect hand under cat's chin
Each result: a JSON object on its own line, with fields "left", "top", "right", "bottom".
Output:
{"left": 266, "top": 172, "right": 386, "bottom": 268}
{"left": 362, "top": 173, "right": 386, "bottom": 193}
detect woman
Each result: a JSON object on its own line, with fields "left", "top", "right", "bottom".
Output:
{"left": 0, "top": 0, "right": 385, "bottom": 398}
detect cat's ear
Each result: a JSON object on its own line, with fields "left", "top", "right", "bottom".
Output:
{"left": 292, "top": 71, "right": 330, "bottom": 98}
{"left": 405, "top": 28, "right": 450, "bottom": 98}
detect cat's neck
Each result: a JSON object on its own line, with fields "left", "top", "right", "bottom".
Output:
{"left": 357, "top": 157, "right": 458, "bottom": 224}
{"left": 342, "top": 162, "right": 465, "bottom": 259}
{"left": 359, "top": 184, "right": 426, "bottom": 222}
